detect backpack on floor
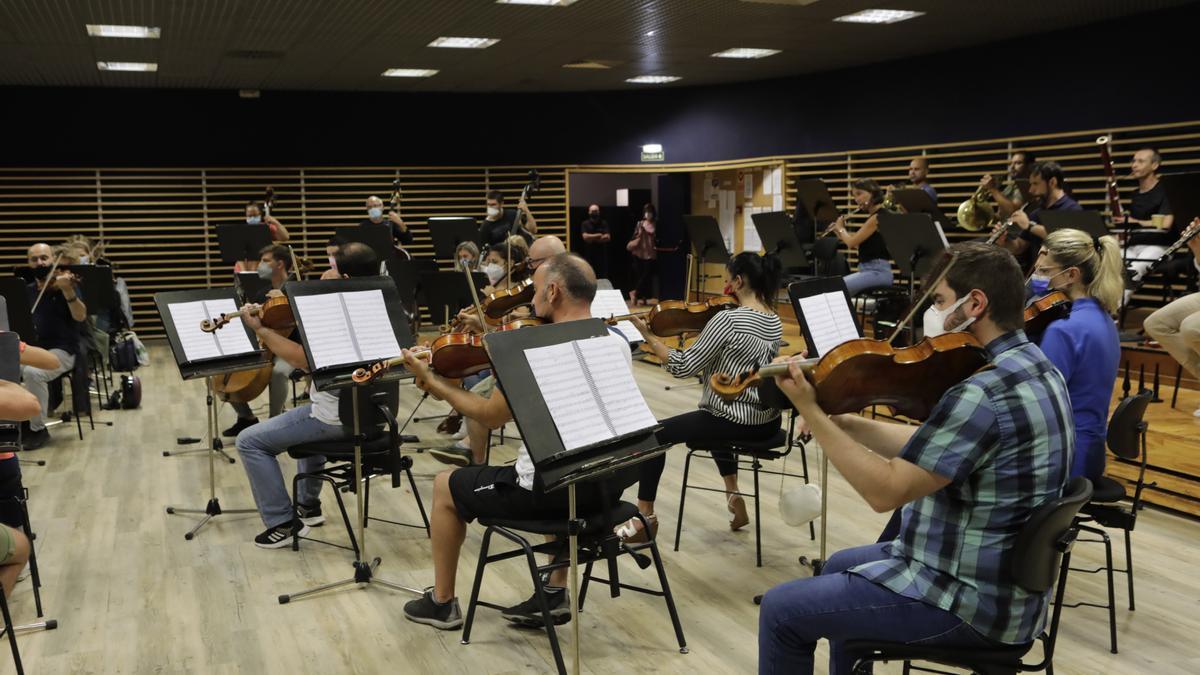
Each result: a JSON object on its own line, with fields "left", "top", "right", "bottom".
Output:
{"left": 105, "top": 375, "right": 142, "bottom": 410}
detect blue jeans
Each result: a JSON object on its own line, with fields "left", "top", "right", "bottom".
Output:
{"left": 235, "top": 405, "right": 349, "bottom": 528}
{"left": 758, "top": 543, "right": 997, "bottom": 675}
{"left": 843, "top": 259, "right": 894, "bottom": 297}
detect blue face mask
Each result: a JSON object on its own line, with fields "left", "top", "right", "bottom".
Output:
{"left": 246, "top": 215, "right": 262, "bottom": 225}
{"left": 1028, "top": 269, "right": 1067, "bottom": 298}
{"left": 368, "top": 207, "right": 383, "bottom": 219}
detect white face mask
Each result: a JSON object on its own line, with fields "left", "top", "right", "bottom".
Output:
{"left": 256, "top": 261, "right": 275, "bottom": 280}
{"left": 246, "top": 215, "right": 262, "bottom": 225}
{"left": 367, "top": 207, "right": 383, "bottom": 220}
{"left": 922, "top": 295, "right": 976, "bottom": 338}
{"left": 486, "top": 206, "right": 501, "bottom": 219}
{"left": 79, "top": 255, "right": 90, "bottom": 265}
{"left": 482, "top": 262, "right": 505, "bottom": 284}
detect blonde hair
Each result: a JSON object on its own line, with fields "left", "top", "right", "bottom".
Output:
{"left": 504, "top": 235, "right": 529, "bottom": 263}
{"left": 1041, "top": 228, "right": 1124, "bottom": 314}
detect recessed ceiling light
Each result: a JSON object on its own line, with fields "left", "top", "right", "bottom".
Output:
{"left": 428, "top": 36, "right": 500, "bottom": 49}
{"left": 96, "top": 61, "right": 157, "bottom": 72}
{"left": 563, "top": 60, "right": 612, "bottom": 69}
{"left": 712, "top": 48, "right": 781, "bottom": 59}
{"left": 496, "top": 0, "right": 579, "bottom": 5}
{"left": 626, "top": 75, "right": 680, "bottom": 84}
{"left": 833, "top": 9, "right": 924, "bottom": 24}
{"left": 85, "top": 24, "right": 161, "bottom": 39}
{"left": 382, "top": 68, "right": 439, "bottom": 78}
{"left": 645, "top": 30, "right": 656, "bottom": 36}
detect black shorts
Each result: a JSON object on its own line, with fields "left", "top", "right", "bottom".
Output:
{"left": 448, "top": 465, "right": 611, "bottom": 524}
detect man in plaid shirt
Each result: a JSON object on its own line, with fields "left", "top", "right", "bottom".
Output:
{"left": 760, "top": 242, "right": 1073, "bottom": 675}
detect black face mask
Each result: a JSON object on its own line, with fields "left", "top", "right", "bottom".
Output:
{"left": 589, "top": 213, "right": 600, "bottom": 221}
{"left": 32, "top": 265, "right": 51, "bottom": 280}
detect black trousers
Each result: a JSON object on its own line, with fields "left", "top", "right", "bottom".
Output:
{"left": 630, "top": 256, "right": 658, "bottom": 298}
{"left": 637, "top": 409, "right": 780, "bottom": 502}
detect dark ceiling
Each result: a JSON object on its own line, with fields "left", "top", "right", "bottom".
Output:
{"left": 0, "top": 0, "right": 1195, "bottom": 93}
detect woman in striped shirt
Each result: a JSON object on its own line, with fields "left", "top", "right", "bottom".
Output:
{"left": 622, "top": 252, "right": 785, "bottom": 540}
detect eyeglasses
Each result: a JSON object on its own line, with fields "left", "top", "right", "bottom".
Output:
{"left": 527, "top": 256, "right": 550, "bottom": 269}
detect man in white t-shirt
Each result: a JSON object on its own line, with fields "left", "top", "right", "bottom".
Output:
{"left": 235, "top": 242, "right": 381, "bottom": 549}
{"left": 401, "top": 253, "right": 630, "bottom": 631}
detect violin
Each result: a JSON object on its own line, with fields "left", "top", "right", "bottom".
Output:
{"left": 201, "top": 295, "right": 295, "bottom": 334}
{"left": 608, "top": 295, "right": 738, "bottom": 338}
{"left": 480, "top": 277, "right": 535, "bottom": 321}
{"left": 709, "top": 332, "right": 988, "bottom": 420}
{"left": 352, "top": 317, "right": 545, "bottom": 384}
{"left": 1023, "top": 290, "right": 1071, "bottom": 339}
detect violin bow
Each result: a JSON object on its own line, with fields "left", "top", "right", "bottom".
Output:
{"left": 886, "top": 251, "right": 960, "bottom": 345}
{"left": 462, "top": 264, "right": 490, "bottom": 332}
{"left": 30, "top": 252, "right": 65, "bottom": 314}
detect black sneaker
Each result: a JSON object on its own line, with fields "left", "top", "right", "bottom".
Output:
{"left": 253, "top": 521, "right": 309, "bottom": 549}
{"left": 22, "top": 427, "right": 50, "bottom": 451}
{"left": 429, "top": 444, "right": 474, "bottom": 467}
{"left": 222, "top": 417, "right": 258, "bottom": 438}
{"left": 403, "top": 588, "right": 463, "bottom": 630}
{"left": 502, "top": 586, "right": 571, "bottom": 628}
{"left": 296, "top": 502, "right": 325, "bottom": 527}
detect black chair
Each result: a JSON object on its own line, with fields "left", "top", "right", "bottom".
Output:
{"left": 460, "top": 481, "right": 687, "bottom": 675}
{"left": 1066, "top": 388, "right": 1153, "bottom": 654}
{"left": 673, "top": 409, "right": 811, "bottom": 568}
{"left": 47, "top": 352, "right": 94, "bottom": 440}
{"left": 812, "top": 237, "right": 849, "bottom": 277}
{"left": 846, "top": 476, "right": 1094, "bottom": 675}
{"left": 284, "top": 383, "right": 429, "bottom": 556}
{"left": 856, "top": 285, "right": 909, "bottom": 341}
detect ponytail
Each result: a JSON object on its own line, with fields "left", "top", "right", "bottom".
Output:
{"left": 1041, "top": 229, "right": 1123, "bottom": 314}
{"left": 726, "top": 251, "right": 782, "bottom": 308}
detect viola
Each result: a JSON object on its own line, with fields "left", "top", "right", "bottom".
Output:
{"left": 608, "top": 295, "right": 738, "bottom": 338}
{"left": 352, "top": 317, "right": 545, "bottom": 384}
{"left": 481, "top": 277, "right": 535, "bottom": 321}
{"left": 709, "top": 332, "right": 989, "bottom": 421}
{"left": 201, "top": 295, "right": 294, "bottom": 334}
{"left": 1023, "top": 290, "right": 1071, "bottom": 338}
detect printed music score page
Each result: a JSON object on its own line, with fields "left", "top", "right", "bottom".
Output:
{"left": 590, "top": 289, "right": 641, "bottom": 343}
{"left": 797, "top": 291, "right": 861, "bottom": 357}
{"left": 292, "top": 290, "right": 402, "bottom": 370}
{"left": 524, "top": 337, "right": 658, "bottom": 453}
{"left": 168, "top": 298, "right": 257, "bottom": 363}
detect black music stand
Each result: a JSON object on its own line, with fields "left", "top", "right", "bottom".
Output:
{"left": 893, "top": 188, "right": 953, "bottom": 233}
{"left": 1039, "top": 210, "right": 1110, "bottom": 239}
{"left": 335, "top": 223, "right": 394, "bottom": 263}
{"left": 419, "top": 270, "right": 488, "bottom": 327}
{"left": 216, "top": 224, "right": 273, "bottom": 265}
{"left": 0, "top": 279, "right": 36, "bottom": 344}
{"left": 683, "top": 215, "right": 731, "bottom": 300}
{"left": 752, "top": 210, "right": 811, "bottom": 274}
{"left": 278, "top": 276, "right": 420, "bottom": 604}
{"left": 429, "top": 217, "right": 481, "bottom": 265}
{"left": 793, "top": 178, "right": 841, "bottom": 244}
{"left": 1160, "top": 172, "right": 1200, "bottom": 231}
{"left": 876, "top": 211, "right": 948, "bottom": 299}
{"left": 482, "top": 318, "right": 669, "bottom": 673}
{"left": 156, "top": 288, "right": 267, "bottom": 539}
{"left": 235, "top": 272, "right": 271, "bottom": 305}
{"left": 62, "top": 264, "right": 114, "bottom": 314}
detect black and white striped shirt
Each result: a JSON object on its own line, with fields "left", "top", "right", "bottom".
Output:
{"left": 666, "top": 306, "right": 783, "bottom": 425}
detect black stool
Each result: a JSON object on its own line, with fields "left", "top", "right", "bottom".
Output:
{"left": 1067, "top": 388, "right": 1153, "bottom": 654}
{"left": 461, "top": 501, "right": 687, "bottom": 675}
{"left": 846, "top": 476, "right": 1093, "bottom": 675}
{"left": 285, "top": 387, "right": 429, "bottom": 556}
{"left": 674, "top": 423, "right": 807, "bottom": 567}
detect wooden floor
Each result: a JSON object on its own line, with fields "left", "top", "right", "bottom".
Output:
{"left": 5, "top": 340, "right": 1200, "bottom": 675}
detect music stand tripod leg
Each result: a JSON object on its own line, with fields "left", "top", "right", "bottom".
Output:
{"left": 165, "top": 377, "right": 257, "bottom": 540}
{"left": 568, "top": 483, "right": 582, "bottom": 675}
{"left": 278, "top": 386, "right": 421, "bottom": 604}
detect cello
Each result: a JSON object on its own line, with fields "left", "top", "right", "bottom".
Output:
{"left": 202, "top": 296, "right": 296, "bottom": 403}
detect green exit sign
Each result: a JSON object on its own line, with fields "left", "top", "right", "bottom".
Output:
{"left": 641, "top": 144, "right": 664, "bottom": 162}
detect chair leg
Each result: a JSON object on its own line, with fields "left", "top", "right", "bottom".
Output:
{"left": 461, "top": 528, "right": 495, "bottom": 644}
{"left": 524, "top": 538, "right": 566, "bottom": 674}
{"left": 1124, "top": 529, "right": 1135, "bottom": 611}
{"left": 752, "top": 460, "right": 762, "bottom": 568}
{"left": 404, "top": 466, "right": 431, "bottom": 537}
{"left": 1101, "top": 531, "right": 1117, "bottom": 654}
{"left": 578, "top": 560, "right": 595, "bottom": 612}
{"left": 0, "top": 587, "right": 23, "bottom": 675}
{"left": 647, "top": 537, "right": 688, "bottom": 653}
{"left": 18, "top": 500, "right": 42, "bottom": 618}
{"left": 673, "top": 450, "right": 696, "bottom": 552}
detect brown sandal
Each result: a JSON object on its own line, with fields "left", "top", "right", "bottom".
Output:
{"left": 727, "top": 494, "right": 749, "bottom": 531}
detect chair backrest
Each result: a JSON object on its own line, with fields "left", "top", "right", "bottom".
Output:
{"left": 1106, "top": 389, "right": 1152, "bottom": 461}
{"left": 335, "top": 381, "right": 400, "bottom": 436}
{"left": 1010, "top": 476, "right": 1093, "bottom": 593}
{"left": 811, "top": 236, "right": 839, "bottom": 263}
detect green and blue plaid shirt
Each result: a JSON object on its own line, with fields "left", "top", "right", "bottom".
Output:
{"left": 850, "top": 330, "right": 1073, "bottom": 644}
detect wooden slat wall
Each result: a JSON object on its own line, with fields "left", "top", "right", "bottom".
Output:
{"left": 0, "top": 166, "right": 567, "bottom": 338}
{"left": 783, "top": 120, "right": 1200, "bottom": 293}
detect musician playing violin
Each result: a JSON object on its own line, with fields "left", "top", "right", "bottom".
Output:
{"left": 222, "top": 244, "right": 303, "bottom": 438}
{"left": 401, "top": 252, "right": 629, "bottom": 631}
{"left": 1029, "top": 229, "right": 1123, "bottom": 481}
{"left": 758, "top": 243, "right": 1073, "bottom": 675}
{"left": 434, "top": 236, "right": 566, "bottom": 467}
{"left": 233, "top": 242, "right": 380, "bottom": 550}
{"left": 621, "top": 252, "right": 784, "bottom": 541}
{"left": 19, "top": 243, "right": 86, "bottom": 450}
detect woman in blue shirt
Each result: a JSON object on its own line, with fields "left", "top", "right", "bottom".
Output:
{"left": 1030, "top": 228, "right": 1124, "bottom": 481}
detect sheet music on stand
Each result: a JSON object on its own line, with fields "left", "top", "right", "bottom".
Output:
{"left": 590, "top": 289, "right": 641, "bottom": 343}
{"left": 788, "top": 277, "right": 863, "bottom": 358}
{"left": 166, "top": 298, "right": 258, "bottom": 364}
{"left": 524, "top": 335, "right": 658, "bottom": 457}
{"left": 291, "top": 289, "right": 402, "bottom": 370}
